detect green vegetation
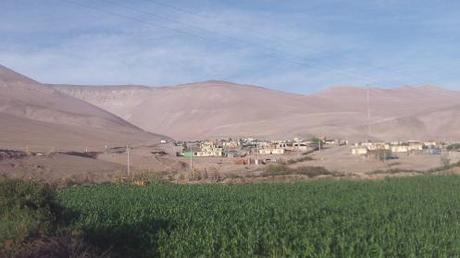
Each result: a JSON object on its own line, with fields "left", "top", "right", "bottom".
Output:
{"left": 5, "top": 176, "right": 460, "bottom": 257}
{"left": 286, "top": 155, "right": 314, "bottom": 164}
{"left": 0, "top": 178, "right": 99, "bottom": 257}
{"left": 56, "top": 176, "right": 460, "bottom": 257}
{"left": 447, "top": 143, "right": 460, "bottom": 151}
{"left": 0, "top": 178, "right": 59, "bottom": 249}
{"left": 263, "top": 164, "right": 336, "bottom": 178}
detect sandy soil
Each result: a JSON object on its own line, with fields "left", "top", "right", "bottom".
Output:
{"left": 295, "top": 146, "right": 444, "bottom": 175}
{"left": 0, "top": 145, "right": 453, "bottom": 184}
{"left": 0, "top": 65, "right": 166, "bottom": 152}
{"left": 0, "top": 152, "right": 125, "bottom": 184}
{"left": 53, "top": 81, "right": 460, "bottom": 141}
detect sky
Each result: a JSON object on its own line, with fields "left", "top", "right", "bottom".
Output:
{"left": 1, "top": 0, "right": 460, "bottom": 93}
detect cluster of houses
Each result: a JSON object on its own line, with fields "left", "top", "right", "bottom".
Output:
{"left": 351, "top": 141, "right": 442, "bottom": 156}
{"left": 172, "top": 137, "right": 455, "bottom": 159}
{"left": 176, "top": 137, "right": 347, "bottom": 158}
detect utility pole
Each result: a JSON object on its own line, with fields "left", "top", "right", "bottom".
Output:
{"left": 190, "top": 151, "right": 193, "bottom": 172}
{"left": 366, "top": 85, "right": 371, "bottom": 142}
{"left": 126, "top": 145, "right": 131, "bottom": 177}
{"left": 255, "top": 143, "right": 258, "bottom": 166}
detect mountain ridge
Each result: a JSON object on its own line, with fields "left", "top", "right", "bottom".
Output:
{"left": 0, "top": 65, "right": 167, "bottom": 150}
{"left": 50, "top": 80, "right": 460, "bottom": 141}
{"left": 4, "top": 64, "right": 459, "bottom": 142}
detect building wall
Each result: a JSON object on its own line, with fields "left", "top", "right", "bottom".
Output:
{"left": 258, "top": 148, "right": 285, "bottom": 155}
{"left": 391, "top": 146, "right": 409, "bottom": 153}
{"left": 352, "top": 148, "right": 368, "bottom": 155}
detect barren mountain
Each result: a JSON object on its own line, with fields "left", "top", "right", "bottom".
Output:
{"left": 51, "top": 80, "right": 460, "bottom": 141}
{"left": 0, "top": 65, "right": 165, "bottom": 151}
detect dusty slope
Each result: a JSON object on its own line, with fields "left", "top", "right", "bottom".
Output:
{"left": 0, "top": 152, "right": 125, "bottom": 183}
{"left": 0, "top": 65, "right": 166, "bottom": 150}
{"left": 315, "top": 86, "right": 460, "bottom": 140}
{"left": 52, "top": 81, "right": 460, "bottom": 141}
{"left": 51, "top": 81, "right": 359, "bottom": 139}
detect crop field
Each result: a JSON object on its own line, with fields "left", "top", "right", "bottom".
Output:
{"left": 56, "top": 176, "right": 460, "bottom": 257}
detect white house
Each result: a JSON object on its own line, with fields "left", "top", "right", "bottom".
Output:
{"left": 351, "top": 147, "right": 368, "bottom": 155}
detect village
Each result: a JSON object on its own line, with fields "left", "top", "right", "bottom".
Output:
{"left": 2, "top": 135, "right": 459, "bottom": 184}
{"left": 171, "top": 136, "right": 460, "bottom": 166}
{"left": 174, "top": 137, "right": 333, "bottom": 163}
{"left": 351, "top": 141, "right": 440, "bottom": 156}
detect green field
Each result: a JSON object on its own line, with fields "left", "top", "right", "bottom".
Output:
{"left": 3, "top": 176, "right": 460, "bottom": 257}
{"left": 55, "top": 176, "right": 460, "bottom": 257}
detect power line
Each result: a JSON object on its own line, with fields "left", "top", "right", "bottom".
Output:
{"left": 103, "top": 0, "right": 218, "bottom": 39}
{"left": 101, "top": 0, "right": 305, "bottom": 57}
{"left": 142, "top": 0, "right": 380, "bottom": 81}
{"left": 144, "top": 0, "right": 410, "bottom": 84}
{"left": 145, "top": 0, "right": 210, "bottom": 20}
{"left": 145, "top": 0, "right": 318, "bottom": 51}
{"left": 61, "top": 0, "right": 209, "bottom": 41}
{"left": 60, "top": 0, "right": 377, "bottom": 84}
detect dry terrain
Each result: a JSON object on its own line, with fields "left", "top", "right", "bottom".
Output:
{"left": 0, "top": 151, "right": 124, "bottom": 183}
{"left": 0, "top": 142, "right": 457, "bottom": 185}
{"left": 52, "top": 81, "right": 460, "bottom": 141}
{"left": 0, "top": 65, "right": 167, "bottom": 151}
{"left": 1, "top": 64, "right": 459, "bottom": 183}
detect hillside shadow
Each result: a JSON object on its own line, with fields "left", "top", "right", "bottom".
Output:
{"left": 82, "top": 218, "right": 172, "bottom": 258}
{"left": 61, "top": 208, "right": 172, "bottom": 258}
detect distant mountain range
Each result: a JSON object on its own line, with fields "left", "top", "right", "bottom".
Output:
{"left": 52, "top": 81, "right": 460, "bottom": 141}
{"left": 51, "top": 80, "right": 460, "bottom": 141}
{"left": 2, "top": 64, "right": 460, "bottom": 145}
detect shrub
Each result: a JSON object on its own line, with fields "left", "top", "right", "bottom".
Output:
{"left": 294, "top": 166, "right": 334, "bottom": 177}
{"left": 447, "top": 144, "right": 460, "bottom": 151}
{"left": 263, "top": 165, "right": 333, "bottom": 178}
{"left": 0, "top": 178, "right": 59, "bottom": 251}
{"left": 286, "top": 155, "right": 314, "bottom": 164}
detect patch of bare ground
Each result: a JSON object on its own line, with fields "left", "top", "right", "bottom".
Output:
{"left": 2, "top": 144, "right": 460, "bottom": 185}
{"left": 122, "top": 164, "right": 348, "bottom": 185}
{"left": 128, "top": 160, "right": 460, "bottom": 185}
{"left": 359, "top": 161, "right": 460, "bottom": 180}
{"left": 0, "top": 152, "right": 126, "bottom": 186}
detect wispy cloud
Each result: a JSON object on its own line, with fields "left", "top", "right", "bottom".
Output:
{"left": 1, "top": 0, "right": 460, "bottom": 92}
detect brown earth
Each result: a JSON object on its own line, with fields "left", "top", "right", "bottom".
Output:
{"left": 0, "top": 152, "right": 124, "bottom": 184}
{"left": 51, "top": 81, "right": 460, "bottom": 141}
{"left": 0, "top": 64, "right": 167, "bottom": 151}
{"left": 2, "top": 64, "right": 459, "bottom": 183}
{"left": 0, "top": 144, "right": 454, "bottom": 184}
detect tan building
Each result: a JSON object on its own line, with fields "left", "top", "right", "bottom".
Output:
{"left": 259, "top": 148, "right": 285, "bottom": 155}
{"left": 408, "top": 142, "right": 423, "bottom": 151}
{"left": 366, "top": 143, "right": 390, "bottom": 151}
{"left": 195, "top": 142, "right": 223, "bottom": 157}
{"left": 424, "top": 141, "right": 437, "bottom": 148}
{"left": 223, "top": 141, "right": 239, "bottom": 149}
{"left": 390, "top": 145, "right": 409, "bottom": 153}
{"left": 351, "top": 147, "right": 368, "bottom": 155}
{"left": 292, "top": 142, "right": 309, "bottom": 152}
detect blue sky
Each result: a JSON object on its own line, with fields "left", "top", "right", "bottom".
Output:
{"left": 1, "top": 0, "right": 460, "bottom": 93}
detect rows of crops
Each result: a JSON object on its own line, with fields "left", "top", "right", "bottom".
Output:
{"left": 58, "top": 176, "right": 460, "bottom": 257}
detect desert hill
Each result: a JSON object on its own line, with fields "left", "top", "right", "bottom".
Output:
{"left": 51, "top": 80, "right": 460, "bottom": 141}
{"left": 0, "top": 65, "right": 166, "bottom": 151}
